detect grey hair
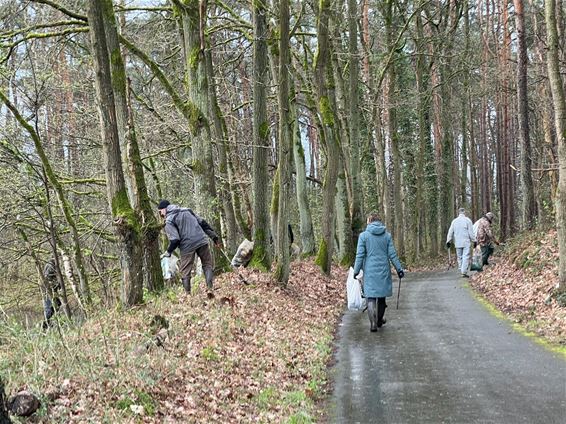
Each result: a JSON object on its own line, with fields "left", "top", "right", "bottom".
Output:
{"left": 458, "top": 208, "right": 465, "bottom": 214}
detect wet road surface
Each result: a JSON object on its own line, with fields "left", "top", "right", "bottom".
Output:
{"left": 327, "top": 271, "right": 566, "bottom": 423}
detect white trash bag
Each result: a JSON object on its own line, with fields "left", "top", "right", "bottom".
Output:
{"left": 161, "top": 256, "right": 179, "bottom": 280}
{"left": 346, "top": 267, "right": 366, "bottom": 311}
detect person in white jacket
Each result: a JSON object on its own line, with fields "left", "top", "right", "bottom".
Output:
{"left": 446, "top": 208, "right": 476, "bottom": 278}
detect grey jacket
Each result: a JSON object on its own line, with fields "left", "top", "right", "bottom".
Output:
{"left": 446, "top": 213, "right": 476, "bottom": 248}
{"left": 164, "top": 205, "right": 218, "bottom": 255}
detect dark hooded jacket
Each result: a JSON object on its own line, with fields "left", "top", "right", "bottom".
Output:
{"left": 353, "top": 221, "right": 402, "bottom": 298}
{"left": 164, "top": 205, "right": 218, "bottom": 255}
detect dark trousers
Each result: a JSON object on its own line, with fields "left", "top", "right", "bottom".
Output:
{"left": 179, "top": 243, "right": 214, "bottom": 286}
{"left": 481, "top": 245, "right": 494, "bottom": 265}
{"left": 43, "top": 295, "right": 61, "bottom": 328}
{"left": 368, "top": 297, "right": 387, "bottom": 323}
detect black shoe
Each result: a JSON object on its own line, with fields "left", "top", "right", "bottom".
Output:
{"left": 377, "top": 318, "right": 386, "bottom": 328}
{"left": 370, "top": 325, "right": 377, "bottom": 332}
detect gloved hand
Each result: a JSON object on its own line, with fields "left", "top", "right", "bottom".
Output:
{"left": 446, "top": 242, "right": 451, "bottom": 249}
{"left": 473, "top": 241, "right": 478, "bottom": 248}
{"left": 353, "top": 272, "right": 359, "bottom": 279}
{"left": 397, "top": 269, "right": 404, "bottom": 279}
{"left": 160, "top": 251, "right": 171, "bottom": 259}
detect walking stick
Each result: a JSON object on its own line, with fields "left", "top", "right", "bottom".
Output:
{"left": 396, "top": 276, "right": 402, "bottom": 309}
{"left": 218, "top": 247, "right": 250, "bottom": 285}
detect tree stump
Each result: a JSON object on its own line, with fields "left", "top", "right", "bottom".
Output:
{"left": 8, "top": 391, "right": 40, "bottom": 417}
{"left": 0, "top": 378, "right": 11, "bottom": 424}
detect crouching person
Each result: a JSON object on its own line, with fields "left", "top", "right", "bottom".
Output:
{"left": 231, "top": 239, "right": 254, "bottom": 267}
{"left": 158, "top": 200, "right": 220, "bottom": 294}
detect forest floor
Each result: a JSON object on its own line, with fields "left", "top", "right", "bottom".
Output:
{"left": 0, "top": 260, "right": 347, "bottom": 423}
{"left": 2, "top": 231, "right": 564, "bottom": 423}
{"left": 469, "top": 229, "right": 566, "bottom": 347}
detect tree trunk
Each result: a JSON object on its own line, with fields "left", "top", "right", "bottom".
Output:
{"left": 347, "top": 0, "right": 364, "bottom": 248}
{"left": 87, "top": 0, "right": 143, "bottom": 306}
{"left": 291, "top": 98, "right": 316, "bottom": 256}
{"left": 514, "top": 0, "right": 537, "bottom": 229}
{"left": 175, "top": 0, "right": 228, "bottom": 270}
{"left": 0, "top": 377, "right": 10, "bottom": 424}
{"left": 415, "top": 9, "right": 430, "bottom": 258}
{"left": 251, "top": 0, "right": 272, "bottom": 270}
{"left": 384, "top": 0, "right": 404, "bottom": 256}
{"left": 314, "top": 0, "right": 341, "bottom": 275}
{"left": 102, "top": 0, "right": 164, "bottom": 292}
{"left": 205, "top": 49, "right": 238, "bottom": 253}
{"left": 274, "top": 0, "right": 291, "bottom": 284}
{"left": 545, "top": 0, "right": 566, "bottom": 291}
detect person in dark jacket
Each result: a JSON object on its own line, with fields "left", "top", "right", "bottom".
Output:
{"left": 42, "top": 257, "right": 61, "bottom": 329}
{"left": 353, "top": 213, "right": 404, "bottom": 332}
{"left": 158, "top": 200, "right": 220, "bottom": 294}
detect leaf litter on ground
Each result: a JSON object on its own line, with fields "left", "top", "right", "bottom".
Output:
{"left": 0, "top": 259, "right": 347, "bottom": 423}
{"left": 469, "top": 229, "right": 566, "bottom": 346}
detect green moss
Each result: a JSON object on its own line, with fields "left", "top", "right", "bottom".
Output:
{"left": 191, "top": 158, "right": 205, "bottom": 175}
{"left": 111, "top": 189, "right": 139, "bottom": 232}
{"left": 295, "top": 136, "right": 305, "bottom": 159}
{"left": 188, "top": 47, "right": 200, "bottom": 70}
{"left": 250, "top": 228, "right": 270, "bottom": 271}
{"left": 185, "top": 101, "right": 206, "bottom": 134}
{"left": 468, "top": 286, "right": 566, "bottom": 360}
{"left": 268, "top": 27, "right": 280, "bottom": 57}
{"left": 315, "top": 239, "right": 329, "bottom": 273}
{"left": 340, "top": 251, "right": 355, "bottom": 267}
{"left": 319, "top": 96, "right": 334, "bottom": 127}
{"left": 259, "top": 121, "right": 270, "bottom": 140}
{"left": 252, "top": 0, "right": 267, "bottom": 11}
{"left": 110, "top": 48, "right": 126, "bottom": 93}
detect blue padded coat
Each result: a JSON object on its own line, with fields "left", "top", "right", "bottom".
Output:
{"left": 353, "top": 221, "right": 403, "bottom": 298}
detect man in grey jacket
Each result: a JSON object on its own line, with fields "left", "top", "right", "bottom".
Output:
{"left": 158, "top": 200, "right": 220, "bottom": 294}
{"left": 446, "top": 208, "right": 476, "bottom": 278}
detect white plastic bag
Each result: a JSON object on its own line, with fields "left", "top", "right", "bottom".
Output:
{"left": 346, "top": 267, "right": 366, "bottom": 311}
{"left": 161, "top": 256, "right": 179, "bottom": 280}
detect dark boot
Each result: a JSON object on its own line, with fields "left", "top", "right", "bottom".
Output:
{"left": 182, "top": 277, "right": 191, "bottom": 294}
{"left": 204, "top": 268, "right": 214, "bottom": 290}
{"left": 377, "top": 298, "right": 387, "bottom": 327}
{"left": 367, "top": 299, "right": 378, "bottom": 332}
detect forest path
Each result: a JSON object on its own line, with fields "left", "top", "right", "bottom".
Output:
{"left": 326, "top": 271, "right": 566, "bottom": 423}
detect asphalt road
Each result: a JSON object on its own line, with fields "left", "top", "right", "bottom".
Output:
{"left": 327, "top": 271, "right": 566, "bottom": 424}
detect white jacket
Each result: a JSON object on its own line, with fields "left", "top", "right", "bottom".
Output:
{"left": 446, "top": 213, "right": 476, "bottom": 248}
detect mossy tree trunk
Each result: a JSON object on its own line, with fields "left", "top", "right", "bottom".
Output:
{"left": 205, "top": 49, "right": 238, "bottom": 253}
{"left": 251, "top": 0, "right": 272, "bottom": 270}
{"left": 314, "top": 0, "right": 341, "bottom": 275}
{"left": 414, "top": 9, "right": 430, "bottom": 259}
{"left": 291, "top": 97, "right": 316, "bottom": 256}
{"left": 0, "top": 376, "right": 10, "bottom": 424}
{"left": 274, "top": 0, "right": 291, "bottom": 285}
{"left": 175, "top": 0, "right": 229, "bottom": 270}
{"left": 102, "top": 0, "right": 164, "bottom": 293}
{"left": 347, "top": 0, "right": 364, "bottom": 247}
{"left": 545, "top": 0, "right": 566, "bottom": 291}
{"left": 87, "top": 0, "right": 143, "bottom": 306}
{"left": 383, "top": 0, "right": 404, "bottom": 257}
{"left": 329, "top": 23, "right": 355, "bottom": 266}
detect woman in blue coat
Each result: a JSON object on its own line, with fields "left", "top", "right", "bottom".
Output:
{"left": 353, "top": 213, "right": 404, "bottom": 332}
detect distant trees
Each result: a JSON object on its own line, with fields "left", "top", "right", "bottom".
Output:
{"left": 0, "top": 0, "right": 565, "bottom": 311}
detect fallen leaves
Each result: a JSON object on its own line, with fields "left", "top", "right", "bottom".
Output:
{"left": 1, "top": 259, "right": 347, "bottom": 422}
{"left": 470, "top": 230, "right": 566, "bottom": 345}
